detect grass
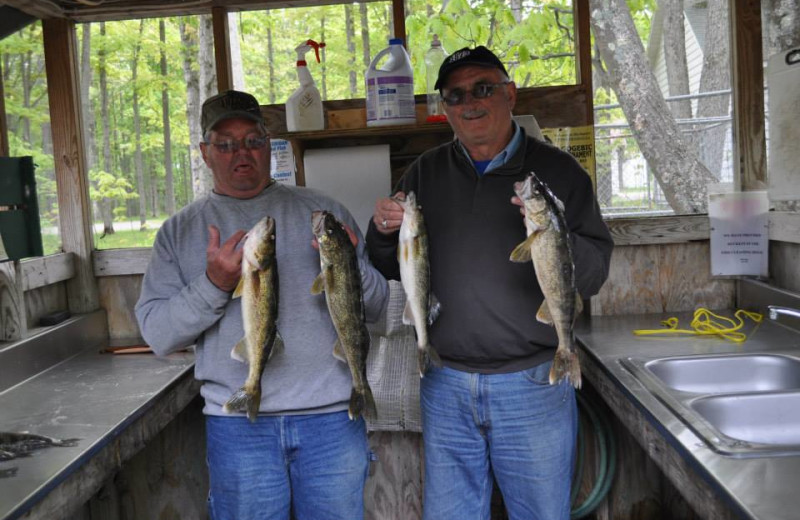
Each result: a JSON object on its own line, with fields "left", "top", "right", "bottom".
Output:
{"left": 41, "top": 223, "right": 162, "bottom": 254}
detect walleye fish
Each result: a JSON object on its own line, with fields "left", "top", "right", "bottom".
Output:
{"left": 224, "top": 215, "right": 283, "bottom": 422}
{"left": 0, "top": 431, "right": 80, "bottom": 459}
{"left": 510, "top": 173, "right": 583, "bottom": 388}
{"left": 395, "top": 191, "right": 442, "bottom": 377}
{"left": 310, "top": 210, "right": 377, "bottom": 421}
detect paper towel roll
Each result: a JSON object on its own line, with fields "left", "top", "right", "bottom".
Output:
{"left": 303, "top": 145, "right": 392, "bottom": 234}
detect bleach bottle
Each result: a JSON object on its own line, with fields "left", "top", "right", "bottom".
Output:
{"left": 286, "top": 39, "right": 325, "bottom": 132}
{"left": 365, "top": 38, "right": 416, "bottom": 127}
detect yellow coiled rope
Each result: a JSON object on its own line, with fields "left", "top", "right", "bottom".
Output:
{"left": 633, "top": 308, "right": 763, "bottom": 343}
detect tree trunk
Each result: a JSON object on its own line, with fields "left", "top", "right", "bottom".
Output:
{"left": 267, "top": 14, "right": 276, "bottom": 104}
{"left": 228, "top": 13, "right": 246, "bottom": 90}
{"left": 99, "top": 22, "right": 115, "bottom": 235}
{"left": 659, "top": 0, "right": 692, "bottom": 120}
{"left": 160, "top": 20, "right": 176, "bottom": 217}
{"left": 695, "top": 0, "right": 730, "bottom": 178}
{"left": 590, "top": 0, "right": 716, "bottom": 214}
{"left": 761, "top": 0, "right": 800, "bottom": 57}
{"left": 320, "top": 16, "right": 328, "bottom": 100}
{"left": 79, "top": 23, "right": 97, "bottom": 175}
{"left": 345, "top": 5, "right": 358, "bottom": 97}
{"left": 360, "top": 3, "right": 371, "bottom": 68}
{"left": 133, "top": 20, "right": 147, "bottom": 230}
{"left": 180, "top": 17, "right": 212, "bottom": 199}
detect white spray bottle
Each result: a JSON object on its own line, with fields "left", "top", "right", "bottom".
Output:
{"left": 286, "top": 39, "right": 325, "bottom": 132}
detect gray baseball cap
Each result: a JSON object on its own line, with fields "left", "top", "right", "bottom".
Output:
{"left": 201, "top": 90, "right": 264, "bottom": 136}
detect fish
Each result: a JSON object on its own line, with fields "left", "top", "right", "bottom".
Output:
{"left": 0, "top": 431, "right": 80, "bottom": 460}
{"left": 394, "top": 191, "right": 442, "bottom": 377}
{"left": 224, "top": 215, "right": 283, "bottom": 422}
{"left": 510, "top": 172, "right": 583, "bottom": 388}
{"left": 310, "top": 210, "right": 377, "bottom": 421}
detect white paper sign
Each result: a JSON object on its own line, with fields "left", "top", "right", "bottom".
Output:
{"left": 709, "top": 191, "right": 769, "bottom": 277}
{"left": 270, "top": 139, "right": 296, "bottom": 185}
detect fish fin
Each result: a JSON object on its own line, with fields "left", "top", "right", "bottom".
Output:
{"left": 427, "top": 294, "right": 442, "bottom": 325}
{"left": 402, "top": 300, "right": 415, "bottom": 325}
{"left": 536, "top": 301, "right": 554, "bottom": 325}
{"left": 509, "top": 234, "right": 538, "bottom": 262}
{"left": 575, "top": 292, "right": 584, "bottom": 316}
{"left": 231, "top": 338, "right": 248, "bottom": 363}
{"left": 232, "top": 276, "right": 245, "bottom": 299}
{"left": 549, "top": 347, "right": 582, "bottom": 389}
{"left": 268, "top": 331, "right": 285, "bottom": 361}
{"left": 418, "top": 345, "right": 443, "bottom": 377}
{"left": 223, "top": 387, "right": 262, "bottom": 422}
{"left": 310, "top": 272, "right": 325, "bottom": 294}
{"left": 333, "top": 339, "right": 347, "bottom": 362}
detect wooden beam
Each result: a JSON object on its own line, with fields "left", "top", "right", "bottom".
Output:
{"left": 575, "top": 0, "right": 593, "bottom": 125}
{"left": 212, "top": 6, "right": 234, "bottom": 92}
{"left": 42, "top": 19, "right": 99, "bottom": 314}
{"left": 730, "top": 0, "right": 767, "bottom": 191}
{"left": 0, "top": 60, "right": 8, "bottom": 157}
{"left": 93, "top": 248, "right": 151, "bottom": 276}
{"left": 0, "top": 261, "right": 25, "bottom": 341}
{"left": 391, "top": 0, "right": 406, "bottom": 44}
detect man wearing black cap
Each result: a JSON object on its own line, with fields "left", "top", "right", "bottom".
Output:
{"left": 366, "top": 47, "right": 613, "bottom": 519}
{"left": 136, "top": 90, "right": 388, "bottom": 520}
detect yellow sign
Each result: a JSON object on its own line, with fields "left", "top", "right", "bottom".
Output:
{"left": 541, "top": 125, "right": 596, "bottom": 188}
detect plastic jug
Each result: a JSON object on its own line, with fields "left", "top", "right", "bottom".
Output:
{"left": 365, "top": 38, "right": 416, "bottom": 127}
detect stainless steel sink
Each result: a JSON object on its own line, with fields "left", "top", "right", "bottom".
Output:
{"left": 692, "top": 391, "right": 800, "bottom": 446}
{"left": 622, "top": 353, "right": 800, "bottom": 456}
{"left": 644, "top": 354, "right": 800, "bottom": 393}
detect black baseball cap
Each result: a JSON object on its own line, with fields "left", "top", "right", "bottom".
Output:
{"left": 201, "top": 90, "right": 264, "bottom": 136}
{"left": 434, "top": 46, "right": 509, "bottom": 91}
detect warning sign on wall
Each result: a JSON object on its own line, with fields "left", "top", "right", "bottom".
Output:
{"left": 541, "top": 125, "right": 596, "bottom": 188}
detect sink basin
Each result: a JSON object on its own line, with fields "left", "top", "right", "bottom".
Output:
{"left": 644, "top": 354, "right": 800, "bottom": 394}
{"left": 692, "top": 391, "right": 800, "bottom": 446}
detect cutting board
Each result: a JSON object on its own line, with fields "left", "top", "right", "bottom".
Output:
{"left": 767, "top": 47, "right": 800, "bottom": 201}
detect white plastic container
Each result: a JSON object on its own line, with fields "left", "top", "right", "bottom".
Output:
{"left": 365, "top": 38, "right": 416, "bottom": 127}
{"left": 286, "top": 39, "right": 325, "bottom": 132}
{"left": 424, "top": 34, "right": 448, "bottom": 122}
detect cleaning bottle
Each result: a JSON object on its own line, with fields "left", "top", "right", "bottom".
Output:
{"left": 286, "top": 39, "right": 325, "bottom": 132}
{"left": 365, "top": 38, "right": 416, "bottom": 127}
{"left": 424, "top": 34, "right": 448, "bottom": 122}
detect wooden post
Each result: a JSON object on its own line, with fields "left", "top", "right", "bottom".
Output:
{"left": 42, "top": 19, "right": 99, "bottom": 314}
{"left": 391, "top": 0, "right": 406, "bottom": 44}
{"left": 730, "top": 0, "right": 767, "bottom": 191}
{"left": 0, "top": 261, "right": 26, "bottom": 341}
{"left": 576, "top": 0, "right": 593, "bottom": 125}
{"left": 212, "top": 6, "right": 234, "bottom": 92}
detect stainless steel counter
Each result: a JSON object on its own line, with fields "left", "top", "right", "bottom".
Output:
{"left": 0, "top": 315, "right": 196, "bottom": 520}
{"left": 576, "top": 307, "right": 800, "bottom": 520}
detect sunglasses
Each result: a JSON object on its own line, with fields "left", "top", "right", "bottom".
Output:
{"left": 441, "top": 81, "right": 511, "bottom": 106}
{"left": 206, "top": 135, "right": 269, "bottom": 153}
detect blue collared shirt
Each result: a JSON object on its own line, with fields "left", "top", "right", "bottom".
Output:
{"left": 460, "top": 121, "right": 522, "bottom": 176}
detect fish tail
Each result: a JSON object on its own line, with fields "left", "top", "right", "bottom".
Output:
{"left": 348, "top": 386, "right": 378, "bottom": 421}
{"left": 418, "top": 345, "right": 442, "bottom": 378}
{"left": 549, "top": 347, "right": 582, "bottom": 389}
{"left": 223, "top": 387, "right": 262, "bottom": 423}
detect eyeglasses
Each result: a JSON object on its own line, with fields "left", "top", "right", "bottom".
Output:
{"left": 206, "top": 135, "right": 269, "bottom": 153}
{"left": 441, "top": 81, "right": 511, "bottom": 106}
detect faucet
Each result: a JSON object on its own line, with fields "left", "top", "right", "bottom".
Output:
{"left": 767, "top": 305, "right": 800, "bottom": 320}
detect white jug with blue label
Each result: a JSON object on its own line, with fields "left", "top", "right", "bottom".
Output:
{"left": 365, "top": 38, "right": 416, "bottom": 127}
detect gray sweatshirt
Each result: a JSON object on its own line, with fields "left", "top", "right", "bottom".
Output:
{"left": 135, "top": 182, "right": 389, "bottom": 417}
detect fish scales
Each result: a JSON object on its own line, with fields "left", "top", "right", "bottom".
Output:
{"left": 224, "top": 215, "right": 282, "bottom": 422}
{"left": 510, "top": 172, "right": 582, "bottom": 388}
{"left": 395, "top": 191, "right": 442, "bottom": 377}
{"left": 311, "top": 211, "right": 377, "bottom": 421}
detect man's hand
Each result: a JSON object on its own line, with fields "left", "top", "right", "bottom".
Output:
{"left": 372, "top": 192, "right": 406, "bottom": 235}
{"left": 206, "top": 225, "right": 246, "bottom": 292}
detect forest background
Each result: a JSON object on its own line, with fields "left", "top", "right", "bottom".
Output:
{"left": 1, "top": 0, "right": 798, "bottom": 253}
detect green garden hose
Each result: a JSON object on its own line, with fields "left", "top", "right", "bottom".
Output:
{"left": 570, "top": 390, "right": 617, "bottom": 519}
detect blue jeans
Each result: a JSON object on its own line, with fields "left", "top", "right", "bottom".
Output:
{"left": 206, "top": 411, "right": 370, "bottom": 520}
{"left": 421, "top": 362, "right": 577, "bottom": 520}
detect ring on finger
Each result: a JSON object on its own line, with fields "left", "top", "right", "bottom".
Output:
{"left": 381, "top": 219, "right": 388, "bottom": 228}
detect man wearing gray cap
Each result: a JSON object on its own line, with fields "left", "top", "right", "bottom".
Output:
{"left": 136, "top": 90, "right": 388, "bottom": 520}
{"left": 366, "top": 47, "right": 613, "bottom": 519}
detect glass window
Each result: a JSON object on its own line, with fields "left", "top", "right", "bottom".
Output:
{"left": 592, "top": 0, "right": 734, "bottom": 217}
{"left": 78, "top": 16, "right": 214, "bottom": 249}
{"left": 0, "top": 21, "right": 60, "bottom": 255}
